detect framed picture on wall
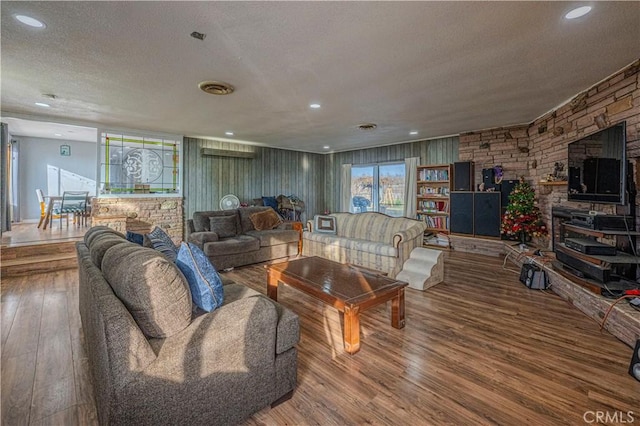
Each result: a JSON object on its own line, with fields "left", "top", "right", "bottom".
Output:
{"left": 60, "top": 144, "right": 71, "bottom": 156}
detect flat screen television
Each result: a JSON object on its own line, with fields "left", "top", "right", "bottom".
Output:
{"left": 567, "top": 121, "right": 627, "bottom": 205}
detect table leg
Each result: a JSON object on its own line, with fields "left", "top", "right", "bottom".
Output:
{"left": 291, "top": 222, "right": 303, "bottom": 255}
{"left": 391, "top": 288, "right": 406, "bottom": 329}
{"left": 267, "top": 271, "right": 279, "bottom": 301}
{"left": 343, "top": 306, "right": 361, "bottom": 354}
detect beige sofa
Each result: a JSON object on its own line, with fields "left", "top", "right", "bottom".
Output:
{"left": 302, "top": 212, "right": 426, "bottom": 278}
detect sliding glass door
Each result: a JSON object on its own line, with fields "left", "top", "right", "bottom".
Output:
{"left": 350, "top": 162, "right": 405, "bottom": 217}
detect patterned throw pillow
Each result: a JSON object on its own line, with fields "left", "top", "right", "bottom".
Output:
{"left": 314, "top": 215, "right": 337, "bottom": 234}
{"left": 126, "top": 231, "right": 145, "bottom": 245}
{"left": 176, "top": 243, "right": 224, "bottom": 312}
{"left": 147, "top": 226, "right": 178, "bottom": 262}
{"left": 250, "top": 209, "right": 282, "bottom": 231}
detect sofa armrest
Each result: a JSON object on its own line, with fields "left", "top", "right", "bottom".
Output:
{"left": 187, "top": 231, "right": 219, "bottom": 249}
{"left": 276, "top": 222, "right": 294, "bottom": 230}
{"left": 305, "top": 220, "right": 314, "bottom": 232}
{"left": 146, "top": 296, "right": 279, "bottom": 375}
{"left": 186, "top": 219, "right": 196, "bottom": 234}
{"left": 392, "top": 224, "right": 426, "bottom": 250}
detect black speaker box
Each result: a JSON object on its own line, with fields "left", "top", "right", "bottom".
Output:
{"left": 450, "top": 192, "right": 473, "bottom": 235}
{"left": 630, "top": 339, "right": 640, "bottom": 382}
{"left": 519, "top": 264, "right": 548, "bottom": 290}
{"left": 500, "top": 179, "right": 518, "bottom": 207}
{"left": 453, "top": 162, "right": 474, "bottom": 191}
{"left": 481, "top": 168, "right": 500, "bottom": 191}
{"left": 474, "top": 192, "right": 501, "bottom": 237}
{"left": 482, "top": 168, "right": 495, "bottom": 185}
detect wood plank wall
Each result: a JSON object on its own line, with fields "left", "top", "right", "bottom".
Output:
{"left": 183, "top": 138, "right": 325, "bottom": 223}
{"left": 183, "top": 136, "right": 458, "bottom": 224}
{"left": 324, "top": 136, "right": 459, "bottom": 213}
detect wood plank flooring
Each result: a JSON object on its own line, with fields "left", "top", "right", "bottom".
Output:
{"left": 1, "top": 252, "right": 638, "bottom": 425}
{"left": 1, "top": 223, "right": 86, "bottom": 277}
{"left": 1, "top": 222, "right": 87, "bottom": 248}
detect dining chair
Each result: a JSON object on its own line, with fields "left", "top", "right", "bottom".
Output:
{"left": 52, "top": 191, "right": 89, "bottom": 228}
{"left": 36, "top": 189, "right": 67, "bottom": 228}
{"left": 80, "top": 197, "right": 92, "bottom": 226}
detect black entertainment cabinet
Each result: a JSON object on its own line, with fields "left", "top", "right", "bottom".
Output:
{"left": 551, "top": 208, "right": 639, "bottom": 292}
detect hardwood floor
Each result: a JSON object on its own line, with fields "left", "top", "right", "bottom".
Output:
{"left": 2, "top": 252, "right": 638, "bottom": 425}
{"left": 1, "top": 222, "right": 87, "bottom": 248}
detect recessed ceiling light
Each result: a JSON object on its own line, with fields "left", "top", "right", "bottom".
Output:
{"left": 410, "top": 131, "right": 418, "bottom": 136}
{"left": 565, "top": 6, "right": 592, "bottom": 19}
{"left": 35, "top": 102, "right": 50, "bottom": 107}
{"left": 54, "top": 133, "right": 62, "bottom": 137}
{"left": 309, "top": 103, "right": 321, "bottom": 109}
{"left": 323, "top": 146, "right": 330, "bottom": 149}
{"left": 14, "top": 14, "right": 45, "bottom": 28}
{"left": 225, "top": 131, "right": 234, "bottom": 136}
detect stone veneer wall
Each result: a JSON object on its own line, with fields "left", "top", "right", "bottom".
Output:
{"left": 459, "top": 60, "right": 640, "bottom": 249}
{"left": 91, "top": 197, "right": 183, "bottom": 244}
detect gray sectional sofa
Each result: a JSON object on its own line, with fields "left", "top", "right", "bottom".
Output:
{"left": 77, "top": 226, "right": 299, "bottom": 425}
{"left": 187, "top": 206, "right": 301, "bottom": 270}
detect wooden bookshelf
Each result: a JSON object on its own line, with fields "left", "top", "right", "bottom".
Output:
{"left": 416, "top": 164, "right": 452, "bottom": 249}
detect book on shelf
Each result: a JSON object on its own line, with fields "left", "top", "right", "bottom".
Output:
{"left": 418, "top": 168, "right": 450, "bottom": 182}
{"left": 417, "top": 214, "right": 450, "bottom": 230}
{"left": 424, "top": 232, "right": 450, "bottom": 247}
{"left": 418, "top": 200, "right": 449, "bottom": 213}
{"left": 418, "top": 186, "right": 450, "bottom": 196}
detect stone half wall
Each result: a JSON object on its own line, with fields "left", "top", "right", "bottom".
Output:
{"left": 459, "top": 60, "right": 640, "bottom": 248}
{"left": 91, "top": 197, "right": 184, "bottom": 244}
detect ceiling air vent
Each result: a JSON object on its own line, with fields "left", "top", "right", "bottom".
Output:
{"left": 198, "top": 81, "right": 235, "bottom": 95}
{"left": 358, "top": 123, "right": 377, "bottom": 131}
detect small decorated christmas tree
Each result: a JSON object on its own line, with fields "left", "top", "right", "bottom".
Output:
{"left": 501, "top": 177, "right": 547, "bottom": 242}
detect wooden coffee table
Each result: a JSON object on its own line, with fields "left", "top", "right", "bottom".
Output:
{"left": 266, "top": 256, "right": 408, "bottom": 354}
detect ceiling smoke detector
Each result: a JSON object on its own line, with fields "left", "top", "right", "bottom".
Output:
{"left": 358, "top": 123, "right": 377, "bottom": 131}
{"left": 198, "top": 81, "right": 235, "bottom": 95}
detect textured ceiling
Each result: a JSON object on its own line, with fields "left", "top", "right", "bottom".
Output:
{"left": 1, "top": 2, "right": 639, "bottom": 153}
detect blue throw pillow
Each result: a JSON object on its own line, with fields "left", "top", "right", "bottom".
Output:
{"left": 262, "top": 196, "right": 278, "bottom": 211}
{"left": 147, "top": 226, "right": 178, "bottom": 262}
{"left": 176, "top": 243, "right": 224, "bottom": 312}
{"left": 126, "top": 231, "right": 144, "bottom": 245}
